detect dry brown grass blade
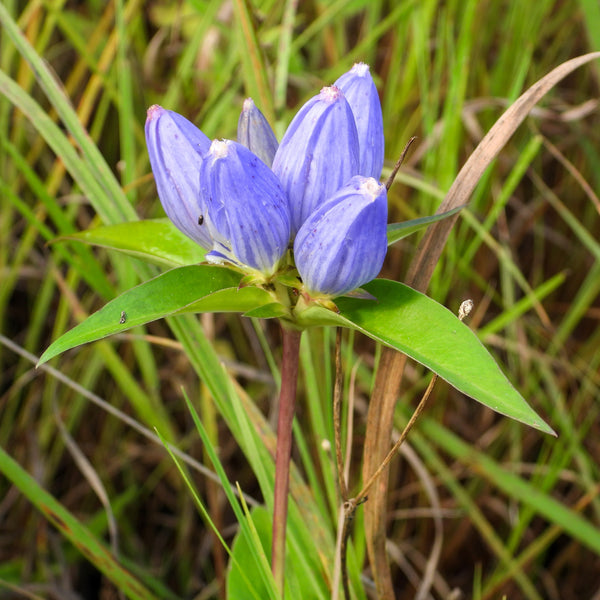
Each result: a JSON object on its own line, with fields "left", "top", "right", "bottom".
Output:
{"left": 362, "top": 51, "right": 600, "bottom": 600}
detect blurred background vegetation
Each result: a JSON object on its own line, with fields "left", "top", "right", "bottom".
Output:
{"left": 1, "top": 0, "right": 600, "bottom": 598}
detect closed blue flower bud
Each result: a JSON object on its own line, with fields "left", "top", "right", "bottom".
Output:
{"left": 272, "top": 86, "right": 360, "bottom": 236}
{"left": 199, "top": 139, "right": 291, "bottom": 275}
{"left": 145, "top": 105, "right": 212, "bottom": 248}
{"left": 335, "top": 63, "right": 384, "bottom": 180}
{"left": 237, "top": 98, "right": 279, "bottom": 167}
{"left": 294, "top": 175, "right": 387, "bottom": 297}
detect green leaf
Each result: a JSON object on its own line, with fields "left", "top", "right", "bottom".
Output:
{"left": 387, "top": 206, "right": 465, "bottom": 245}
{"left": 226, "top": 506, "right": 274, "bottom": 600}
{"left": 38, "top": 266, "right": 276, "bottom": 365}
{"left": 226, "top": 506, "right": 305, "bottom": 599}
{"left": 56, "top": 219, "right": 206, "bottom": 267}
{"left": 296, "top": 279, "right": 554, "bottom": 435}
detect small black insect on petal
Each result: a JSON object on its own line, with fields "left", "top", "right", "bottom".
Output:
{"left": 198, "top": 215, "right": 204, "bottom": 225}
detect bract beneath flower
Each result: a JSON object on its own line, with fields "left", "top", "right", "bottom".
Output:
{"left": 199, "top": 139, "right": 291, "bottom": 275}
{"left": 334, "top": 62, "right": 384, "bottom": 180}
{"left": 272, "top": 86, "right": 360, "bottom": 236}
{"left": 294, "top": 175, "right": 388, "bottom": 297}
{"left": 145, "top": 105, "right": 212, "bottom": 248}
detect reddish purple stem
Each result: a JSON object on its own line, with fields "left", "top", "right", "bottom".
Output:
{"left": 271, "top": 326, "right": 302, "bottom": 595}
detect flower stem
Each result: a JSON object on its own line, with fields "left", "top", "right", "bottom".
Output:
{"left": 271, "top": 325, "right": 302, "bottom": 596}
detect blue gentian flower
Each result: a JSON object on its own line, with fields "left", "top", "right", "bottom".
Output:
{"left": 237, "top": 98, "right": 279, "bottom": 168}
{"left": 272, "top": 85, "right": 360, "bottom": 235}
{"left": 334, "top": 63, "right": 384, "bottom": 180}
{"left": 199, "top": 139, "right": 290, "bottom": 275}
{"left": 145, "top": 105, "right": 212, "bottom": 248}
{"left": 145, "top": 62, "right": 388, "bottom": 299}
{"left": 294, "top": 176, "right": 388, "bottom": 297}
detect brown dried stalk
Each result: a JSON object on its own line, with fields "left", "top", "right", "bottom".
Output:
{"left": 362, "top": 52, "right": 600, "bottom": 599}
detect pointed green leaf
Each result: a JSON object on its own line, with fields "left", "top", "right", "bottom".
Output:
{"left": 38, "top": 266, "right": 275, "bottom": 365}
{"left": 56, "top": 219, "right": 206, "bottom": 267}
{"left": 387, "top": 206, "right": 465, "bottom": 245}
{"left": 227, "top": 506, "right": 274, "bottom": 600}
{"left": 296, "top": 279, "right": 554, "bottom": 435}
{"left": 226, "top": 506, "right": 307, "bottom": 599}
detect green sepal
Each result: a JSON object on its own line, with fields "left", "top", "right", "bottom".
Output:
{"left": 272, "top": 270, "right": 302, "bottom": 289}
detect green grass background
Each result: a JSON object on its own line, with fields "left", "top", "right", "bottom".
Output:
{"left": 1, "top": 1, "right": 600, "bottom": 598}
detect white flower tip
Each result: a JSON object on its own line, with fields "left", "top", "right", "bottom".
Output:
{"left": 320, "top": 85, "right": 343, "bottom": 103}
{"left": 361, "top": 177, "right": 384, "bottom": 198}
{"left": 242, "top": 97, "right": 255, "bottom": 112}
{"left": 147, "top": 104, "right": 164, "bottom": 120}
{"left": 209, "top": 139, "right": 230, "bottom": 159}
{"left": 351, "top": 62, "right": 370, "bottom": 77}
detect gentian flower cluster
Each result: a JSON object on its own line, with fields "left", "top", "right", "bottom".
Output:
{"left": 145, "top": 62, "right": 387, "bottom": 306}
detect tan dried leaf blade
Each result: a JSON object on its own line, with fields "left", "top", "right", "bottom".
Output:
{"left": 363, "top": 51, "right": 600, "bottom": 600}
